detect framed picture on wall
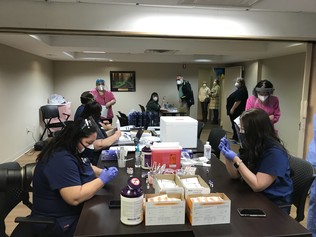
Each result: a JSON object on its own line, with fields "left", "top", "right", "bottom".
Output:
{"left": 110, "top": 71, "right": 136, "bottom": 92}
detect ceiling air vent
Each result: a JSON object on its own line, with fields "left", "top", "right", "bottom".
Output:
{"left": 144, "top": 49, "right": 178, "bottom": 54}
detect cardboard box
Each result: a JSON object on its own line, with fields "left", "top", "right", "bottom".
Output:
{"left": 160, "top": 116, "right": 198, "bottom": 148}
{"left": 151, "top": 142, "right": 182, "bottom": 169}
{"left": 176, "top": 175, "right": 210, "bottom": 198}
{"left": 186, "top": 193, "right": 231, "bottom": 226}
{"left": 154, "top": 174, "right": 184, "bottom": 196}
{"left": 145, "top": 193, "right": 185, "bottom": 226}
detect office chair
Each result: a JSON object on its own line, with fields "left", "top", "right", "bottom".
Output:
{"left": 116, "top": 115, "right": 129, "bottom": 127}
{"left": 207, "top": 127, "right": 226, "bottom": 158}
{"left": 197, "top": 121, "right": 205, "bottom": 139}
{"left": 139, "top": 104, "right": 145, "bottom": 112}
{"left": 287, "top": 156, "right": 316, "bottom": 222}
{"left": 0, "top": 162, "right": 55, "bottom": 237}
{"left": 39, "top": 105, "right": 70, "bottom": 141}
{"left": 118, "top": 111, "right": 128, "bottom": 120}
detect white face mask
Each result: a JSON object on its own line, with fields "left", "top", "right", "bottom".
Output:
{"left": 235, "top": 82, "right": 240, "bottom": 88}
{"left": 258, "top": 95, "right": 268, "bottom": 102}
{"left": 97, "top": 85, "right": 104, "bottom": 91}
{"left": 153, "top": 97, "right": 158, "bottom": 101}
{"left": 202, "top": 83, "right": 206, "bottom": 87}
{"left": 177, "top": 79, "right": 183, "bottom": 85}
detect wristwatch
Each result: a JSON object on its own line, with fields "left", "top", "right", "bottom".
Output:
{"left": 234, "top": 160, "right": 243, "bottom": 169}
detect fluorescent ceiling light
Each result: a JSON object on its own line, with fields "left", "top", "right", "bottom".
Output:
{"left": 63, "top": 52, "right": 74, "bottom": 58}
{"left": 194, "top": 59, "right": 213, "bottom": 62}
{"left": 29, "top": 35, "right": 41, "bottom": 41}
{"left": 83, "top": 51, "right": 106, "bottom": 54}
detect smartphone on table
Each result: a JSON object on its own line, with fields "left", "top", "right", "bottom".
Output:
{"left": 108, "top": 200, "right": 121, "bottom": 209}
{"left": 237, "top": 208, "right": 266, "bottom": 217}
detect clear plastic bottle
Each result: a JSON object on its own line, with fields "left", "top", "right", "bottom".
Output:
{"left": 120, "top": 177, "right": 143, "bottom": 225}
{"left": 204, "top": 141, "right": 212, "bottom": 160}
{"left": 116, "top": 119, "right": 120, "bottom": 130}
{"left": 135, "top": 144, "right": 141, "bottom": 168}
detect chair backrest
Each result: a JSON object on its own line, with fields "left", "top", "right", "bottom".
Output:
{"left": 118, "top": 111, "right": 128, "bottom": 120}
{"left": 0, "top": 162, "right": 34, "bottom": 237}
{"left": 197, "top": 121, "right": 205, "bottom": 139}
{"left": 40, "top": 105, "right": 60, "bottom": 120}
{"left": 207, "top": 127, "right": 226, "bottom": 158}
{"left": 116, "top": 115, "right": 129, "bottom": 127}
{"left": 139, "top": 104, "right": 145, "bottom": 112}
{"left": 289, "top": 156, "right": 316, "bottom": 222}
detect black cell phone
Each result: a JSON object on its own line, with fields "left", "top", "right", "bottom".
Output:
{"left": 237, "top": 208, "right": 266, "bottom": 217}
{"left": 109, "top": 200, "right": 121, "bottom": 209}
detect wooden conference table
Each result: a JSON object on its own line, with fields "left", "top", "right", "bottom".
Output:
{"left": 74, "top": 155, "right": 311, "bottom": 237}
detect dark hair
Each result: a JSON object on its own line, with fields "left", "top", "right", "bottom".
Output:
{"left": 240, "top": 108, "right": 287, "bottom": 170}
{"left": 80, "top": 101, "right": 102, "bottom": 122}
{"left": 80, "top": 91, "right": 94, "bottom": 104}
{"left": 148, "top": 92, "right": 159, "bottom": 102}
{"left": 37, "top": 118, "right": 97, "bottom": 163}
{"left": 252, "top": 79, "right": 274, "bottom": 97}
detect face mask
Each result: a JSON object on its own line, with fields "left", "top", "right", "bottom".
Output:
{"left": 235, "top": 82, "right": 240, "bottom": 88}
{"left": 87, "top": 144, "right": 94, "bottom": 150}
{"left": 78, "top": 147, "right": 85, "bottom": 154}
{"left": 97, "top": 85, "right": 104, "bottom": 91}
{"left": 202, "top": 83, "right": 206, "bottom": 87}
{"left": 153, "top": 97, "right": 158, "bottom": 101}
{"left": 258, "top": 95, "right": 268, "bottom": 102}
{"left": 177, "top": 79, "right": 183, "bottom": 85}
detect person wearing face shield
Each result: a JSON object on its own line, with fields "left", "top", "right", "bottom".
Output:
{"left": 246, "top": 79, "right": 280, "bottom": 124}
{"left": 176, "top": 75, "right": 194, "bottom": 116}
{"left": 198, "top": 81, "right": 211, "bottom": 122}
{"left": 90, "top": 79, "right": 116, "bottom": 124}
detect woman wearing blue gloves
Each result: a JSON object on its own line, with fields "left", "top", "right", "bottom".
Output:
{"left": 31, "top": 118, "right": 118, "bottom": 237}
{"left": 219, "top": 108, "right": 293, "bottom": 213}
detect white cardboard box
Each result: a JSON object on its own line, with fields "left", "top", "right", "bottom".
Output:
{"left": 176, "top": 175, "right": 210, "bottom": 198}
{"left": 186, "top": 193, "right": 231, "bottom": 226}
{"left": 154, "top": 174, "right": 184, "bottom": 196}
{"left": 160, "top": 116, "right": 198, "bottom": 148}
{"left": 145, "top": 193, "right": 185, "bottom": 226}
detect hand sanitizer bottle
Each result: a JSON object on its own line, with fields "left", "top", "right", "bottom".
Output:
{"left": 204, "top": 141, "right": 212, "bottom": 160}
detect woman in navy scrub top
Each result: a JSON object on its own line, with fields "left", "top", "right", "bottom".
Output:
{"left": 31, "top": 118, "right": 118, "bottom": 237}
{"left": 219, "top": 108, "right": 293, "bottom": 213}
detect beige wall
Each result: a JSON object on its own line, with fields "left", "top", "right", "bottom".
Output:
{"left": 0, "top": 44, "right": 53, "bottom": 163}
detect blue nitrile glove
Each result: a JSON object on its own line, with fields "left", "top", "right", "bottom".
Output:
{"left": 221, "top": 146, "right": 237, "bottom": 161}
{"left": 99, "top": 167, "right": 118, "bottom": 184}
{"left": 218, "top": 137, "right": 230, "bottom": 151}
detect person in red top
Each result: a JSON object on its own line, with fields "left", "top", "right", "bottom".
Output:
{"left": 90, "top": 79, "right": 116, "bottom": 123}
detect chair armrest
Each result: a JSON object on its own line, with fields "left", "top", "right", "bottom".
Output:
{"left": 62, "top": 113, "right": 70, "bottom": 121}
{"left": 15, "top": 216, "right": 55, "bottom": 225}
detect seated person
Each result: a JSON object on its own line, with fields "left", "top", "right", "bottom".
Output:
{"left": 74, "top": 91, "right": 95, "bottom": 121}
{"left": 31, "top": 118, "right": 118, "bottom": 237}
{"left": 219, "top": 108, "right": 293, "bottom": 214}
{"left": 146, "top": 92, "right": 162, "bottom": 113}
{"left": 80, "top": 101, "right": 121, "bottom": 165}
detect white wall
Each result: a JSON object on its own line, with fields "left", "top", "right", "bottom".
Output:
{"left": 0, "top": 44, "right": 53, "bottom": 163}
{"left": 52, "top": 62, "right": 214, "bottom": 122}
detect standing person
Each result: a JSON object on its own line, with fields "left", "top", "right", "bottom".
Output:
{"left": 198, "top": 81, "right": 211, "bottom": 122}
{"left": 246, "top": 79, "right": 280, "bottom": 124}
{"left": 219, "top": 108, "right": 293, "bottom": 213}
{"left": 176, "top": 75, "right": 194, "bottom": 116}
{"left": 209, "top": 79, "right": 220, "bottom": 124}
{"left": 307, "top": 114, "right": 316, "bottom": 237}
{"left": 226, "top": 77, "right": 248, "bottom": 141}
{"left": 74, "top": 91, "right": 95, "bottom": 121}
{"left": 90, "top": 79, "right": 116, "bottom": 124}
{"left": 31, "top": 118, "right": 118, "bottom": 237}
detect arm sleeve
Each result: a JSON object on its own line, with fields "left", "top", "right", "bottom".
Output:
{"left": 245, "top": 96, "right": 254, "bottom": 110}
{"left": 272, "top": 96, "right": 281, "bottom": 123}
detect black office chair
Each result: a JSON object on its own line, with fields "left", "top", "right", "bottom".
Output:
{"left": 139, "top": 104, "right": 145, "bottom": 112}
{"left": 0, "top": 162, "right": 55, "bottom": 237}
{"left": 197, "top": 121, "right": 205, "bottom": 139}
{"left": 207, "top": 127, "right": 226, "bottom": 158}
{"left": 116, "top": 115, "right": 129, "bottom": 127}
{"left": 39, "top": 105, "right": 70, "bottom": 141}
{"left": 287, "top": 156, "right": 316, "bottom": 222}
{"left": 118, "top": 111, "right": 128, "bottom": 120}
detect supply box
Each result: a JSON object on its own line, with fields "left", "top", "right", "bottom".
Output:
{"left": 160, "top": 116, "right": 198, "bottom": 148}
{"left": 151, "top": 142, "right": 182, "bottom": 169}
{"left": 145, "top": 193, "right": 185, "bottom": 226}
{"left": 186, "top": 193, "right": 231, "bottom": 226}
{"left": 154, "top": 174, "right": 184, "bottom": 196}
{"left": 176, "top": 175, "right": 210, "bottom": 198}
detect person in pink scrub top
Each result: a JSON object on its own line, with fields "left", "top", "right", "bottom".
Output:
{"left": 246, "top": 80, "right": 280, "bottom": 124}
{"left": 90, "top": 79, "right": 116, "bottom": 124}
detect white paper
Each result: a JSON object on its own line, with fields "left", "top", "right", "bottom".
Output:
{"left": 101, "top": 105, "right": 108, "bottom": 118}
